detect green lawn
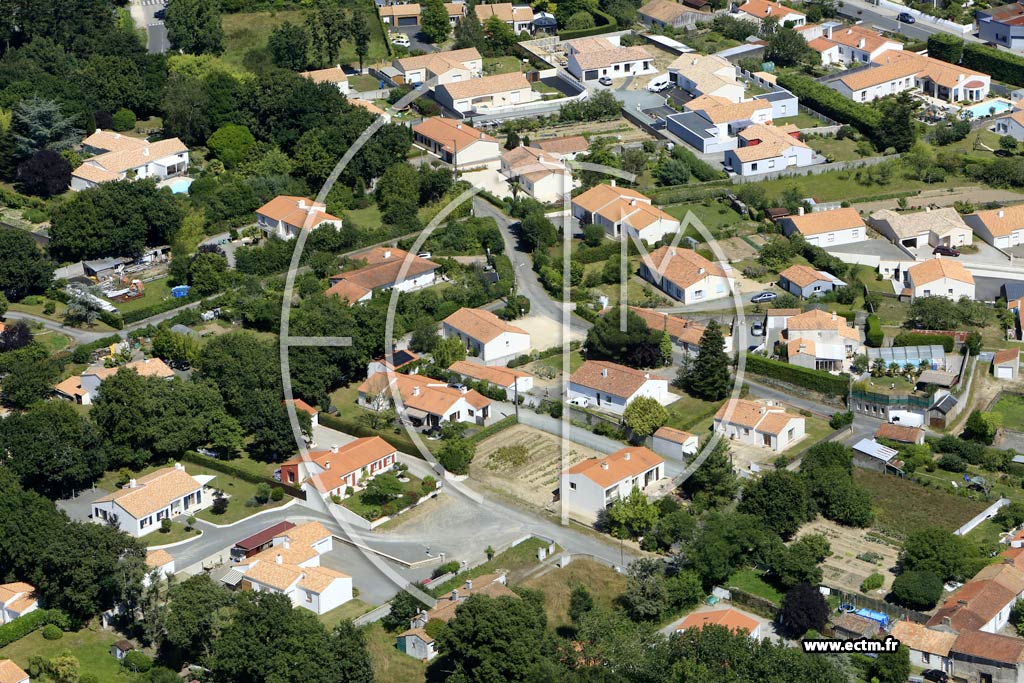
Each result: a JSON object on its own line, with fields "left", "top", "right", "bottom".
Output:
{"left": 363, "top": 622, "right": 427, "bottom": 683}
{"left": 8, "top": 301, "right": 117, "bottom": 333}
{"left": 522, "top": 558, "right": 627, "bottom": 628}
{"left": 532, "top": 349, "right": 584, "bottom": 375}
{"left": 113, "top": 276, "right": 172, "bottom": 314}
{"left": 144, "top": 520, "right": 200, "bottom": 547}
{"left": 774, "top": 113, "right": 827, "bottom": 129}
{"left": 349, "top": 74, "right": 381, "bottom": 92}
{"left": 805, "top": 135, "right": 865, "bottom": 162}
{"left": 991, "top": 392, "right": 1024, "bottom": 426}
{"left": 663, "top": 201, "right": 751, "bottom": 234}
{"left": 0, "top": 623, "right": 145, "bottom": 683}
{"left": 319, "top": 598, "right": 373, "bottom": 630}
{"left": 32, "top": 329, "right": 72, "bottom": 352}
{"left": 853, "top": 468, "right": 989, "bottom": 538}
{"left": 751, "top": 164, "right": 981, "bottom": 205}
{"left": 430, "top": 537, "right": 553, "bottom": 596}
{"left": 663, "top": 391, "right": 722, "bottom": 434}
{"left": 727, "top": 568, "right": 783, "bottom": 605}
{"left": 483, "top": 56, "right": 522, "bottom": 76}
{"left": 342, "top": 204, "right": 384, "bottom": 229}
{"left": 341, "top": 473, "right": 424, "bottom": 521}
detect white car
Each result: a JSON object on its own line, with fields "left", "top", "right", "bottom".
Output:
{"left": 390, "top": 34, "right": 410, "bottom": 47}
{"left": 647, "top": 75, "right": 671, "bottom": 92}
{"left": 568, "top": 396, "right": 590, "bottom": 407}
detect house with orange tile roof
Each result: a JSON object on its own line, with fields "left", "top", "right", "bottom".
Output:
{"left": 571, "top": 183, "right": 681, "bottom": 243}
{"left": 326, "top": 246, "right": 440, "bottom": 305}
{"left": 561, "top": 447, "right": 665, "bottom": 522}
{"left": 142, "top": 549, "right": 176, "bottom": 588}
{"left": 366, "top": 349, "right": 420, "bottom": 378}
{"left": 567, "top": 360, "right": 670, "bottom": 415}
{"left": 448, "top": 359, "right": 534, "bottom": 400}
{"left": 777, "top": 264, "right": 846, "bottom": 298}
{"left": 500, "top": 145, "right": 570, "bottom": 203}
{"left": 964, "top": 204, "right": 1024, "bottom": 249}
{"left": 995, "top": 109, "right": 1024, "bottom": 143}
{"left": 54, "top": 357, "right": 174, "bottom": 405}
{"left": 639, "top": 246, "right": 735, "bottom": 304}
{"left": 875, "top": 421, "right": 925, "bottom": 445}
{"left": 652, "top": 425, "right": 699, "bottom": 458}
{"left": 378, "top": 3, "right": 421, "bottom": 25}
{"left": 434, "top": 72, "right": 540, "bottom": 115}
{"left": 638, "top": 0, "right": 712, "bottom": 29}
{"left": 92, "top": 463, "right": 214, "bottom": 537}
{"left": 71, "top": 133, "right": 189, "bottom": 191}
{"left": 804, "top": 23, "right": 902, "bottom": 66}
{"left": 278, "top": 436, "right": 398, "bottom": 501}
{"left": 299, "top": 66, "right": 349, "bottom": 94}
{"left": 0, "top": 660, "right": 29, "bottom": 683}
{"left": 285, "top": 398, "right": 319, "bottom": 428}
{"left": 724, "top": 123, "right": 819, "bottom": 176}
{"left": 828, "top": 50, "right": 989, "bottom": 103}
{"left": 234, "top": 521, "right": 352, "bottom": 614}
{"left": 625, "top": 306, "right": 735, "bottom": 355}
{"left": 565, "top": 35, "right": 655, "bottom": 82}
{"left": 392, "top": 48, "right": 482, "bottom": 87}
{"left": 535, "top": 135, "right": 589, "bottom": 160}
{"left": 713, "top": 398, "right": 805, "bottom": 452}
{"left": 255, "top": 195, "right": 341, "bottom": 241}
{"left": 668, "top": 53, "right": 744, "bottom": 102}
{"left": 994, "top": 348, "right": 1020, "bottom": 380}
{"left": 978, "top": 2, "right": 1024, "bottom": 50}
{"left": 473, "top": 3, "right": 535, "bottom": 32}
{"left": 0, "top": 582, "right": 37, "bottom": 625}
{"left": 397, "top": 574, "right": 515, "bottom": 660}
{"left": 412, "top": 117, "right": 500, "bottom": 167}
{"left": 442, "top": 307, "right": 531, "bottom": 364}
{"left": 890, "top": 621, "right": 957, "bottom": 673}
{"left": 928, "top": 559, "right": 1024, "bottom": 634}
{"left": 733, "top": 0, "right": 805, "bottom": 25}
{"left": 779, "top": 206, "right": 867, "bottom": 247}
{"left": 674, "top": 607, "right": 762, "bottom": 638}
{"left": 357, "top": 371, "right": 492, "bottom": 430}
{"left": 775, "top": 308, "right": 862, "bottom": 372}
{"left": 905, "top": 257, "right": 976, "bottom": 302}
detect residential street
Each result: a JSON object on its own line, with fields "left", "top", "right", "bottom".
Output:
{"left": 836, "top": 0, "right": 982, "bottom": 42}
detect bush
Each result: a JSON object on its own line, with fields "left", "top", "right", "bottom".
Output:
{"left": 962, "top": 42, "right": 1024, "bottom": 88}
{"left": 0, "top": 610, "right": 69, "bottom": 648}
{"left": 776, "top": 72, "right": 882, "bottom": 142}
{"left": 829, "top": 411, "right": 854, "bottom": 430}
{"left": 212, "top": 496, "right": 229, "bottom": 514}
{"left": 432, "top": 560, "right": 460, "bottom": 578}
{"left": 890, "top": 570, "right": 943, "bottom": 610}
{"left": 122, "top": 650, "right": 153, "bottom": 673}
{"left": 270, "top": 486, "right": 284, "bottom": 501}
{"left": 111, "top": 108, "right": 136, "bottom": 131}
{"left": 937, "top": 453, "right": 967, "bottom": 473}
{"left": 160, "top": 518, "right": 172, "bottom": 533}
{"left": 864, "top": 315, "right": 883, "bottom": 348}
{"left": 41, "top": 624, "right": 62, "bottom": 640}
{"left": 860, "top": 573, "right": 884, "bottom": 592}
{"left": 744, "top": 353, "right": 850, "bottom": 397}
{"left": 893, "top": 332, "right": 954, "bottom": 352}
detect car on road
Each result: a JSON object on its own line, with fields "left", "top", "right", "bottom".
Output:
{"left": 750, "top": 291, "right": 778, "bottom": 304}
{"left": 933, "top": 245, "right": 961, "bottom": 257}
{"left": 921, "top": 670, "right": 948, "bottom": 683}
{"left": 751, "top": 321, "right": 764, "bottom": 336}
{"left": 898, "top": 11, "right": 915, "bottom": 22}
{"left": 598, "top": 76, "right": 613, "bottom": 86}
{"left": 154, "top": 8, "right": 166, "bottom": 19}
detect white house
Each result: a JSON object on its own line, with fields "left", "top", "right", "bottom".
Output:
{"left": 500, "top": 145, "right": 571, "bottom": 203}
{"left": 567, "top": 360, "right": 669, "bottom": 415}
{"left": 561, "top": 447, "right": 665, "bottom": 523}
{"left": 54, "top": 356, "right": 174, "bottom": 405}
{"left": 905, "top": 257, "right": 976, "bottom": 302}
{"left": 299, "top": 66, "right": 350, "bottom": 94}
{"left": 0, "top": 660, "right": 29, "bottom": 683}
{"left": 639, "top": 0, "right": 712, "bottom": 29}
{"left": 535, "top": 135, "right": 590, "bottom": 160}
{"left": 278, "top": 436, "right": 397, "bottom": 501}
{"left": 235, "top": 521, "right": 352, "bottom": 615}
{"left": 777, "top": 264, "right": 846, "bottom": 298}
{"left": 393, "top": 48, "right": 482, "bottom": 86}
{"left": 326, "top": 247, "right": 439, "bottom": 304}
{"left": 675, "top": 608, "right": 763, "bottom": 639}
{"left": 830, "top": 51, "right": 990, "bottom": 103}
{"left": 627, "top": 306, "right": 735, "bottom": 355}
{"left": 652, "top": 426, "right": 699, "bottom": 459}
{"left": 474, "top": 3, "right": 535, "bottom": 32}
{"left": 994, "top": 109, "right": 1024, "bottom": 143}
{"left": 868, "top": 207, "right": 973, "bottom": 249}
{"left": 666, "top": 95, "right": 773, "bottom": 154}
{"left": 806, "top": 23, "right": 902, "bottom": 66}
{"left": 779, "top": 206, "right": 867, "bottom": 247}
{"left": 639, "top": 246, "right": 735, "bottom": 304}
{"left": 964, "top": 204, "right": 1024, "bottom": 249}
{"left": 977, "top": 2, "right": 1024, "bottom": 51}
{"left": 378, "top": 3, "right": 420, "bottom": 25}
{"left": 71, "top": 134, "right": 189, "bottom": 190}
{"left": 412, "top": 117, "right": 501, "bottom": 168}
{"left": 92, "top": 463, "right": 214, "bottom": 537}
{"left": 447, "top": 359, "right": 534, "bottom": 400}
{"left": 668, "top": 53, "right": 744, "bottom": 102}
{"left": 889, "top": 622, "right": 956, "bottom": 675}
{"left": 777, "top": 308, "right": 862, "bottom": 372}
{"left": 724, "top": 123, "right": 818, "bottom": 176}
{"left": 713, "top": 398, "right": 805, "bottom": 452}
{"left": 734, "top": 0, "right": 805, "bottom": 26}
{"left": 565, "top": 35, "right": 655, "bottom": 82}
{"left": 0, "top": 582, "right": 37, "bottom": 625}
{"left": 434, "top": 72, "right": 539, "bottom": 115}
{"left": 255, "top": 195, "right": 342, "bottom": 240}
{"left": 928, "top": 561, "right": 1024, "bottom": 634}
{"left": 442, "top": 307, "right": 531, "bottom": 365}
{"left": 357, "top": 371, "right": 492, "bottom": 430}
{"left": 571, "top": 183, "right": 681, "bottom": 243}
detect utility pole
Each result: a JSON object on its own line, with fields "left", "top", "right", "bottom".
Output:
{"left": 513, "top": 374, "right": 519, "bottom": 421}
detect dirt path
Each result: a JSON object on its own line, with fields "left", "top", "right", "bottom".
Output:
{"left": 853, "top": 186, "right": 1024, "bottom": 213}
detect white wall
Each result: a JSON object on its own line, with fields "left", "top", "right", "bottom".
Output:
{"left": 913, "top": 277, "right": 975, "bottom": 302}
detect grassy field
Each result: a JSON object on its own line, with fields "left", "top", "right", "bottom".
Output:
{"left": 32, "top": 329, "right": 72, "bottom": 352}
{"left": 775, "top": 113, "right": 827, "bottom": 129}
{"left": 727, "top": 568, "right": 783, "bottom": 605}
{"left": 431, "top": 537, "right": 552, "bottom": 595}
{"left": 319, "top": 599, "right": 373, "bottom": 630}
{"left": 853, "top": 468, "right": 988, "bottom": 538}
{"left": 663, "top": 391, "right": 722, "bottom": 434}
{"left": 805, "top": 135, "right": 865, "bottom": 162}
{"left": 114, "top": 276, "right": 172, "bottom": 314}
{"left": 750, "top": 165, "right": 975, "bottom": 205}
{"left": 532, "top": 349, "right": 585, "bottom": 375}
{"left": 8, "top": 301, "right": 117, "bottom": 333}
{"left": 663, "top": 201, "right": 750, "bottom": 233}
{"left": 991, "top": 392, "right": 1024, "bottom": 426}
{"left": 349, "top": 74, "right": 380, "bottom": 92}
{"left": 522, "top": 559, "right": 627, "bottom": 628}
{"left": 0, "top": 623, "right": 145, "bottom": 683}
{"left": 144, "top": 520, "right": 200, "bottom": 547}
{"left": 363, "top": 622, "right": 426, "bottom": 683}
{"left": 483, "top": 56, "right": 522, "bottom": 76}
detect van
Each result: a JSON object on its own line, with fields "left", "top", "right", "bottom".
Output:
{"left": 647, "top": 75, "right": 671, "bottom": 92}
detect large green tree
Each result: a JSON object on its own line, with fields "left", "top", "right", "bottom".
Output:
{"left": 679, "top": 439, "right": 738, "bottom": 511}
{"left": 8, "top": 96, "right": 81, "bottom": 161}
{"left": 268, "top": 21, "right": 309, "bottom": 71}
{"left": 901, "top": 527, "right": 974, "bottom": 582}
{"left": 158, "top": 574, "right": 235, "bottom": 663}
{"left": 737, "top": 470, "right": 815, "bottom": 538}
{"left": 0, "top": 345, "right": 59, "bottom": 409}
{"left": 622, "top": 396, "right": 668, "bottom": 440}
{"left": 779, "top": 582, "right": 829, "bottom": 637}
{"left": 0, "top": 229, "right": 54, "bottom": 300}
{"left": 681, "top": 320, "right": 731, "bottom": 400}
{"left": 421, "top": 0, "right": 452, "bottom": 43}
{"left": 585, "top": 307, "right": 664, "bottom": 369}
{"left": 875, "top": 92, "right": 919, "bottom": 153}
{"left": 165, "top": 0, "right": 225, "bottom": 55}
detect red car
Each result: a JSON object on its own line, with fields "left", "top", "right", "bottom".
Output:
{"left": 933, "top": 245, "right": 960, "bottom": 257}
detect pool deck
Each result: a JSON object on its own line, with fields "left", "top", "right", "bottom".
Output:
{"left": 158, "top": 175, "right": 194, "bottom": 193}
{"left": 960, "top": 97, "right": 1012, "bottom": 119}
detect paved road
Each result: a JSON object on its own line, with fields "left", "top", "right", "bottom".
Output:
{"left": 131, "top": 0, "right": 170, "bottom": 54}
{"left": 6, "top": 299, "right": 209, "bottom": 345}
{"left": 837, "top": 0, "right": 981, "bottom": 42}
{"left": 745, "top": 378, "right": 840, "bottom": 419}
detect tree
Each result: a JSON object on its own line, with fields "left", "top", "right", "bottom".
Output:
{"left": 568, "top": 585, "right": 594, "bottom": 624}
{"left": 157, "top": 574, "right": 234, "bottom": 661}
{"left": 642, "top": 509, "right": 696, "bottom": 552}
{"left": 566, "top": 11, "right": 596, "bottom": 30}
{"left": 112, "top": 108, "right": 137, "bottom": 132}
{"left": 890, "top": 570, "right": 943, "bottom": 610}
{"left": 682, "top": 320, "right": 731, "bottom": 401}
{"left": 8, "top": 96, "right": 81, "bottom": 161}
{"left": 901, "top": 527, "right": 972, "bottom": 582}
{"left": 432, "top": 336, "right": 467, "bottom": 368}
{"left": 382, "top": 590, "right": 427, "bottom": 631}
{"left": 0, "top": 320, "right": 33, "bottom": 353}
{"left": 188, "top": 251, "right": 229, "bottom": 295}
{"left": 17, "top": 149, "right": 71, "bottom": 198}
{"left": 165, "top": 0, "right": 225, "bottom": 55}
{"left": 965, "top": 330, "right": 982, "bottom": 355}
{"left": 438, "top": 438, "right": 474, "bottom": 474}
{"left": 679, "top": 439, "right": 738, "bottom": 511}
{"left": 622, "top": 397, "right": 668, "bottom": 440}
{"left": 1, "top": 347, "right": 58, "bottom": 409}
{"left": 1000, "top": 135, "right": 1019, "bottom": 154}
{"left": 765, "top": 26, "right": 812, "bottom": 66}
{"left": 351, "top": 12, "right": 371, "bottom": 71}
{"left": 518, "top": 211, "right": 557, "bottom": 252}
{"left": 875, "top": 92, "right": 919, "bottom": 153}
{"left": 481, "top": 16, "right": 516, "bottom": 56}
{"left": 0, "top": 229, "right": 54, "bottom": 300}
{"left": 152, "top": 328, "right": 200, "bottom": 365}
{"left": 362, "top": 472, "right": 404, "bottom": 505}
{"left": 421, "top": 0, "right": 452, "bottom": 43}
{"left": 779, "top": 582, "right": 829, "bottom": 637}
{"left": 737, "top": 470, "right": 815, "bottom": 538}
{"left": 604, "top": 488, "right": 659, "bottom": 539}
{"left": 769, "top": 534, "right": 830, "bottom": 588}
{"left": 453, "top": 5, "right": 486, "bottom": 52}
{"left": 873, "top": 645, "right": 911, "bottom": 683}
{"left": 584, "top": 307, "right": 664, "bottom": 369}
{"left": 582, "top": 223, "right": 605, "bottom": 247}
{"left": 963, "top": 410, "right": 997, "bottom": 444}
{"left": 504, "top": 130, "right": 521, "bottom": 150}
{"left": 207, "top": 124, "right": 256, "bottom": 168}
{"left": 621, "top": 558, "right": 670, "bottom": 621}
{"left": 655, "top": 156, "right": 689, "bottom": 186}
{"left": 268, "top": 21, "right": 309, "bottom": 70}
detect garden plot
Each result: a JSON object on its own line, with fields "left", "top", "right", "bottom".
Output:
{"left": 471, "top": 424, "right": 601, "bottom": 509}
{"left": 796, "top": 519, "right": 901, "bottom": 597}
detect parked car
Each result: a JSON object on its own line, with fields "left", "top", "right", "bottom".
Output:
{"left": 933, "top": 245, "right": 961, "bottom": 257}
{"left": 154, "top": 8, "right": 166, "bottom": 19}
{"left": 417, "top": 251, "right": 432, "bottom": 259}
{"left": 447, "top": 383, "right": 467, "bottom": 391}
{"left": 390, "top": 33, "right": 410, "bottom": 47}
{"left": 898, "top": 11, "right": 915, "bottom": 22}
{"left": 750, "top": 291, "right": 778, "bottom": 304}
{"left": 598, "top": 76, "right": 613, "bottom": 86}
{"left": 751, "top": 321, "right": 764, "bottom": 336}
{"left": 569, "top": 396, "right": 590, "bottom": 407}
{"left": 922, "top": 670, "right": 948, "bottom": 683}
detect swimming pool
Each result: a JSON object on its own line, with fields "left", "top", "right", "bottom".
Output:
{"left": 167, "top": 177, "right": 193, "bottom": 194}
{"left": 961, "top": 98, "right": 1013, "bottom": 119}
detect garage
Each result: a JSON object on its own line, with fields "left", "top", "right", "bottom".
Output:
{"left": 996, "top": 366, "right": 1013, "bottom": 379}
{"left": 584, "top": 69, "right": 598, "bottom": 80}
{"left": 398, "top": 16, "right": 418, "bottom": 26}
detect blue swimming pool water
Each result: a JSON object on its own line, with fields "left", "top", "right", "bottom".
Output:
{"left": 168, "top": 177, "right": 193, "bottom": 194}
{"left": 961, "top": 99, "right": 1013, "bottom": 119}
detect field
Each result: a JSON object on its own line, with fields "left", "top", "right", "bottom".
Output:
{"left": 470, "top": 424, "right": 601, "bottom": 509}
{"left": 774, "top": 113, "right": 826, "bottom": 129}
{"left": 852, "top": 468, "right": 988, "bottom": 538}
{"left": 113, "top": 276, "right": 172, "bottom": 314}
{"left": 797, "top": 518, "right": 901, "bottom": 596}
{"left": 991, "top": 392, "right": 1024, "bottom": 427}
{"left": 522, "top": 558, "right": 628, "bottom": 628}
{"left": 483, "top": 56, "right": 523, "bottom": 76}
{"left": 0, "top": 623, "right": 145, "bottom": 683}
{"left": 663, "top": 201, "right": 754, "bottom": 234}
{"left": 726, "top": 568, "right": 784, "bottom": 605}
{"left": 805, "top": 135, "right": 865, "bottom": 162}
{"left": 363, "top": 622, "right": 427, "bottom": 683}
{"left": 319, "top": 599, "right": 373, "bottom": 630}
{"left": 748, "top": 164, "right": 971, "bottom": 205}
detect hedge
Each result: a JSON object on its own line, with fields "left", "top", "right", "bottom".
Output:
{"left": 318, "top": 413, "right": 421, "bottom": 457}
{"left": 0, "top": 610, "right": 69, "bottom": 648}
{"left": 469, "top": 415, "right": 518, "bottom": 444}
{"left": 744, "top": 353, "right": 850, "bottom": 397}
{"left": 865, "top": 314, "right": 883, "bottom": 348}
{"left": 776, "top": 72, "right": 881, "bottom": 141}
{"left": 893, "top": 331, "right": 954, "bottom": 352}
{"left": 558, "top": 7, "right": 616, "bottom": 40}
{"left": 963, "top": 43, "right": 1024, "bottom": 88}
{"left": 179, "top": 451, "right": 305, "bottom": 499}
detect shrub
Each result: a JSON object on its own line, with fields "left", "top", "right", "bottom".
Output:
{"left": 160, "top": 518, "right": 172, "bottom": 533}
{"left": 432, "top": 560, "right": 460, "bottom": 578}
{"left": 860, "top": 573, "right": 884, "bottom": 592}
{"left": 776, "top": 72, "right": 882, "bottom": 142}
{"left": 212, "top": 496, "right": 229, "bottom": 514}
{"left": 938, "top": 453, "right": 967, "bottom": 473}
{"left": 41, "top": 624, "right": 63, "bottom": 640}
{"left": 122, "top": 650, "right": 153, "bottom": 673}
{"left": 865, "top": 315, "right": 883, "bottom": 348}
{"left": 962, "top": 42, "right": 1024, "bottom": 88}
{"left": 111, "top": 108, "right": 136, "bottom": 131}
{"left": 893, "top": 332, "right": 954, "bottom": 352}
{"left": 891, "top": 570, "right": 943, "bottom": 610}
{"left": 744, "top": 353, "right": 850, "bottom": 397}
{"left": 829, "top": 411, "right": 854, "bottom": 430}
{"left": 81, "top": 675, "right": 100, "bottom": 683}
{"left": 255, "top": 482, "right": 272, "bottom": 504}
{"left": 270, "top": 486, "right": 284, "bottom": 501}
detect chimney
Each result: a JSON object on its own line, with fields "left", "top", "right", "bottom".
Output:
{"left": 384, "top": 249, "right": 392, "bottom": 259}
{"left": 610, "top": 179, "right": 616, "bottom": 187}
{"left": 456, "top": 123, "right": 462, "bottom": 129}
{"left": 330, "top": 445, "right": 339, "bottom": 453}
{"left": 128, "top": 479, "right": 137, "bottom": 489}
{"left": 824, "top": 25, "right": 832, "bottom": 38}
{"left": 691, "top": 58, "right": 697, "bottom": 66}
{"left": 175, "top": 462, "right": 184, "bottom": 471}
{"left": 623, "top": 452, "right": 631, "bottom": 461}
{"left": 797, "top": 206, "right": 805, "bottom": 216}
{"left": 765, "top": 5, "right": 771, "bottom": 14}
{"left": 413, "top": 386, "right": 421, "bottom": 396}
{"left": 451, "top": 589, "right": 459, "bottom": 601}
{"left": 283, "top": 539, "right": 291, "bottom": 549}
{"left": 479, "top": 132, "right": 485, "bottom": 139}
{"left": 644, "top": 373, "right": 650, "bottom": 379}
{"left": 760, "top": 406, "right": 766, "bottom": 414}
{"left": 95, "top": 128, "right": 101, "bottom": 134}
{"left": 999, "top": 209, "right": 1005, "bottom": 218}
{"left": 670, "top": 248, "right": 677, "bottom": 256}
{"left": 276, "top": 553, "right": 283, "bottom": 564}
{"left": 325, "top": 461, "right": 331, "bottom": 469}
{"left": 600, "top": 461, "right": 609, "bottom": 470}
{"left": 465, "top": 579, "right": 473, "bottom": 591}
{"left": 858, "top": 38, "right": 865, "bottom": 49}
{"left": 942, "top": 617, "right": 951, "bottom": 627}
{"left": 142, "top": 147, "right": 149, "bottom": 156}
{"left": 698, "top": 267, "right": 705, "bottom": 275}
{"left": 298, "top": 199, "right": 307, "bottom": 209}
{"left": 831, "top": 311, "right": 837, "bottom": 320}
{"left": 601, "top": 368, "right": 608, "bottom": 377}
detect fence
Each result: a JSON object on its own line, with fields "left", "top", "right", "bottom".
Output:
{"left": 730, "top": 154, "right": 901, "bottom": 184}
{"left": 826, "top": 587, "right": 930, "bottom": 625}
{"left": 954, "top": 497, "right": 1010, "bottom": 536}
{"left": 352, "top": 88, "right": 390, "bottom": 101}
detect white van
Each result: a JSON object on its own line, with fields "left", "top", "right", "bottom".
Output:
{"left": 647, "top": 74, "right": 672, "bottom": 92}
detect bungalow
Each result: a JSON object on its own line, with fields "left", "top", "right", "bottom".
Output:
{"left": 868, "top": 207, "right": 973, "bottom": 249}
{"left": 535, "top": 135, "right": 589, "bottom": 160}
{"left": 0, "top": 582, "right": 37, "bottom": 625}
{"left": 234, "top": 521, "right": 352, "bottom": 615}
{"left": 357, "top": 371, "right": 492, "bottom": 429}
{"left": 852, "top": 438, "right": 904, "bottom": 474}
{"left": 326, "top": 247, "right": 440, "bottom": 304}
{"left": 928, "top": 560, "right": 1024, "bottom": 634}
{"left": 565, "top": 36, "right": 655, "bottom": 82}
{"left": 0, "top": 661, "right": 29, "bottom": 683}
{"left": 638, "top": 0, "right": 712, "bottom": 29}
{"left": 500, "top": 145, "right": 570, "bottom": 203}
{"left": 567, "top": 360, "right": 670, "bottom": 415}
{"left": 474, "top": 3, "right": 535, "bottom": 33}
{"left": 875, "top": 422, "right": 925, "bottom": 445}
{"left": 412, "top": 117, "right": 501, "bottom": 168}
{"left": 571, "top": 184, "right": 681, "bottom": 243}
{"left": 666, "top": 95, "right": 773, "bottom": 154}
{"left": 639, "top": 246, "right": 735, "bottom": 304}
{"left": 279, "top": 436, "right": 398, "bottom": 501}
{"left": 963, "top": 204, "right": 1024, "bottom": 249}
{"left": 675, "top": 608, "right": 762, "bottom": 639}
{"left": 977, "top": 2, "right": 1024, "bottom": 51}
{"left": 441, "top": 307, "right": 531, "bottom": 364}
{"left": 733, "top": 0, "right": 806, "bottom": 26}
{"left": 668, "top": 53, "right": 744, "bottom": 102}
{"left": 764, "top": 307, "right": 801, "bottom": 345}
{"left": 255, "top": 195, "right": 342, "bottom": 240}
{"left": 713, "top": 398, "right": 805, "bottom": 452}
{"left": 777, "top": 308, "right": 862, "bottom": 372}
{"left": 994, "top": 348, "right": 1020, "bottom": 380}
{"left": 286, "top": 398, "right": 319, "bottom": 428}
{"left": 54, "top": 357, "right": 174, "bottom": 405}
{"left": 889, "top": 622, "right": 956, "bottom": 675}
{"left": 393, "top": 48, "right": 482, "bottom": 86}
{"left": 71, "top": 135, "right": 189, "bottom": 190}
{"left": 560, "top": 447, "right": 665, "bottom": 523}
{"left": 92, "top": 463, "right": 214, "bottom": 537}
{"left": 905, "top": 258, "right": 976, "bottom": 302}
{"left": 626, "top": 306, "right": 735, "bottom": 355}
{"left": 777, "top": 264, "right": 846, "bottom": 298}
{"left": 995, "top": 109, "right": 1024, "bottom": 142}
{"left": 652, "top": 426, "right": 699, "bottom": 459}
{"left": 724, "top": 123, "right": 818, "bottom": 176}
{"left": 379, "top": 3, "right": 420, "bottom": 25}
{"left": 779, "top": 207, "right": 867, "bottom": 247}
{"left": 830, "top": 51, "right": 990, "bottom": 103}
{"left": 397, "top": 574, "right": 516, "bottom": 660}
{"left": 806, "top": 23, "right": 902, "bottom": 66}
{"left": 299, "top": 66, "right": 350, "bottom": 94}
{"left": 434, "top": 72, "right": 539, "bottom": 115}
{"left": 143, "top": 549, "right": 176, "bottom": 588}
{"left": 232, "top": 521, "right": 297, "bottom": 560}
{"left": 447, "top": 359, "right": 534, "bottom": 401}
